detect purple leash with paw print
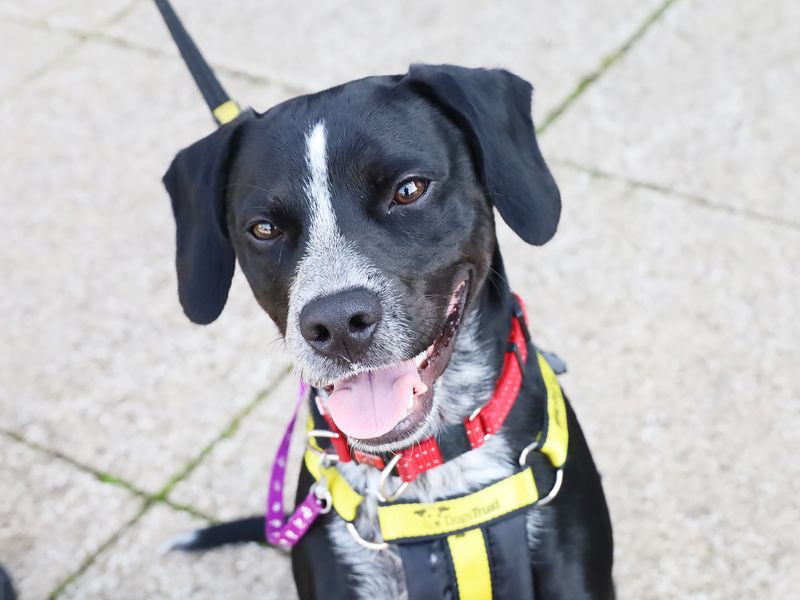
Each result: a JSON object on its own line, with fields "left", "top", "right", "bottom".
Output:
{"left": 265, "top": 382, "right": 331, "bottom": 549}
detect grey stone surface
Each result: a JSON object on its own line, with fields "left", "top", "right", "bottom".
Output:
{"left": 0, "top": 435, "right": 142, "bottom": 600}
{"left": 543, "top": 0, "right": 800, "bottom": 225}
{"left": 0, "top": 40, "right": 294, "bottom": 493}
{"left": 169, "top": 376, "right": 308, "bottom": 522}
{"left": 0, "top": 21, "right": 76, "bottom": 97}
{"left": 108, "top": 0, "right": 664, "bottom": 121}
{"left": 496, "top": 165, "right": 800, "bottom": 599}
{"left": 60, "top": 504, "right": 296, "bottom": 600}
{"left": 0, "top": 0, "right": 133, "bottom": 31}
{"left": 2, "top": 1, "right": 799, "bottom": 598}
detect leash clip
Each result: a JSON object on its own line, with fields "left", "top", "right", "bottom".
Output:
{"left": 378, "top": 454, "right": 409, "bottom": 502}
{"left": 311, "top": 479, "right": 332, "bottom": 514}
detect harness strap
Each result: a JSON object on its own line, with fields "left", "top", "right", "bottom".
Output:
{"left": 447, "top": 528, "right": 493, "bottom": 600}
{"left": 397, "top": 512, "right": 534, "bottom": 600}
{"left": 377, "top": 468, "right": 539, "bottom": 543}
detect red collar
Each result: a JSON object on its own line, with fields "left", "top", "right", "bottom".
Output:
{"left": 313, "top": 294, "right": 530, "bottom": 484}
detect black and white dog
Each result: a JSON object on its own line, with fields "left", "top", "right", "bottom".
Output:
{"left": 164, "top": 64, "right": 614, "bottom": 599}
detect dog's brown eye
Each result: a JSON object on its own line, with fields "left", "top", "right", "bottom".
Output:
{"left": 250, "top": 221, "right": 281, "bottom": 240}
{"left": 393, "top": 178, "right": 428, "bottom": 205}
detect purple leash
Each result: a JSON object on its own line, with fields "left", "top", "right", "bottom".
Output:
{"left": 265, "top": 382, "right": 332, "bottom": 550}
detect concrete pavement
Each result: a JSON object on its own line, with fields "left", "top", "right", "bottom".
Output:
{"left": 1, "top": 1, "right": 798, "bottom": 598}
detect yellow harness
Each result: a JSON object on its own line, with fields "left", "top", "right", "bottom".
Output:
{"left": 306, "top": 352, "right": 569, "bottom": 599}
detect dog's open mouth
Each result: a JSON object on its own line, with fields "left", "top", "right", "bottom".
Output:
{"left": 317, "top": 277, "right": 469, "bottom": 445}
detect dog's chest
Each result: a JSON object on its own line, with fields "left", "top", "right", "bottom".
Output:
{"left": 323, "top": 434, "right": 542, "bottom": 600}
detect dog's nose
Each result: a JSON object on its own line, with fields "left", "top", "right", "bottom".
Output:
{"left": 299, "top": 288, "right": 382, "bottom": 361}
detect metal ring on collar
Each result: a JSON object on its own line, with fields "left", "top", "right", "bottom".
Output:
{"left": 378, "top": 454, "right": 409, "bottom": 502}
{"left": 345, "top": 522, "right": 389, "bottom": 551}
{"left": 537, "top": 468, "right": 563, "bottom": 506}
{"left": 518, "top": 439, "right": 541, "bottom": 467}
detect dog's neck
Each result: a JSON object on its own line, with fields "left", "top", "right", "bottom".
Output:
{"left": 435, "top": 248, "right": 514, "bottom": 427}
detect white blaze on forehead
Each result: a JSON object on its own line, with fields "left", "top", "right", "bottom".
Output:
{"left": 304, "top": 121, "right": 337, "bottom": 244}
{"left": 285, "top": 119, "right": 412, "bottom": 384}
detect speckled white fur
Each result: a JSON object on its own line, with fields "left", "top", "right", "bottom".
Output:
{"left": 285, "top": 121, "right": 413, "bottom": 386}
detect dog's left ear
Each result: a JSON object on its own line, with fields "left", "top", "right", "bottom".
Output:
{"left": 405, "top": 64, "right": 560, "bottom": 245}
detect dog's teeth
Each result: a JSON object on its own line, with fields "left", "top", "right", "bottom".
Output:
{"left": 407, "top": 394, "right": 414, "bottom": 411}
{"left": 415, "top": 353, "right": 426, "bottom": 368}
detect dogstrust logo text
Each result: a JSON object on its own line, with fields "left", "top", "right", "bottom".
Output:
{"left": 412, "top": 499, "right": 502, "bottom": 530}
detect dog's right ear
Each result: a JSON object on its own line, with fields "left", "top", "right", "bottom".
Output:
{"left": 404, "top": 64, "right": 560, "bottom": 246}
{"left": 163, "top": 119, "right": 249, "bottom": 325}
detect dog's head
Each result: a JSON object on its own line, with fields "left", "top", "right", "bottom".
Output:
{"left": 164, "top": 65, "right": 559, "bottom": 449}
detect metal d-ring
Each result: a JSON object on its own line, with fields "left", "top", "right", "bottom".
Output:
{"left": 518, "top": 440, "right": 541, "bottom": 467}
{"left": 378, "top": 454, "right": 409, "bottom": 502}
{"left": 537, "top": 468, "right": 563, "bottom": 506}
{"left": 345, "top": 522, "right": 389, "bottom": 551}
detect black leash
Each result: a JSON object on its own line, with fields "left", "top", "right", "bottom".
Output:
{"left": 153, "top": 0, "right": 243, "bottom": 125}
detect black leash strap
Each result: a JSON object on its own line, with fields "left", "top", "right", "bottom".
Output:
{"left": 153, "top": 0, "right": 242, "bottom": 125}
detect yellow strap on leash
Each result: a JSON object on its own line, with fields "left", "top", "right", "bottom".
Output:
{"left": 377, "top": 468, "right": 538, "bottom": 542}
{"left": 447, "top": 528, "right": 493, "bottom": 600}
{"left": 212, "top": 99, "right": 241, "bottom": 124}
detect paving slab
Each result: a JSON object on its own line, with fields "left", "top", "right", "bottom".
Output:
{"left": 496, "top": 165, "right": 799, "bottom": 598}
{"left": 0, "top": 21, "right": 77, "bottom": 98}
{"left": 169, "top": 376, "right": 308, "bottom": 522}
{"left": 0, "top": 40, "right": 295, "bottom": 493}
{"left": 0, "top": 435, "right": 143, "bottom": 600}
{"left": 108, "top": 0, "right": 665, "bottom": 121}
{"left": 60, "top": 504, "right": 296, "bottom": 600}
{"left": 542, "top": 0, "right": 800, "bottom": 225}
{"left": 0, "top": 0, "right": 133, "bottom": 31}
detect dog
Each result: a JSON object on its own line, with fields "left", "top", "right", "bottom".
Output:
{"left": 163, "top": 64, "right": 614, "bottom": 599}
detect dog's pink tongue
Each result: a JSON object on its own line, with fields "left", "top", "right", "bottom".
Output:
{"left": 326, "top": 360, "right": 426, "bottom": 439}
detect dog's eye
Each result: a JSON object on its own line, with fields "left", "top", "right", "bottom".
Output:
{"left": 249, "top": 221, "right": 281, "bottom": 240}
{"left": 393, "top": 178, "right": 428, "bottom": 205}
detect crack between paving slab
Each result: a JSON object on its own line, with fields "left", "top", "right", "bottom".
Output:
{"left": 0, "top": 428, "right": 153, "bottom": 499}
{"left": 0, "top": 0, "right": 145, "bottom": 103}
{"left": 0, "top": 8, "right": 309, "bottom": 103}
{"left": 32, "top": 363, "right": 292, "bottom": 598}
{"left": 538, "top": 0, "right": 680, "bottom": 134}
{"left": 556, "top": 158, "right": 800, "bottom": 233}
{"left": 0, "top": 428, "right": 219, "bottom": 531}
{"left": 151, "top": 363, "right": 294, "bottom": 503}
{"left": 46, "top": 501, "right": 149, "bottom": 600}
